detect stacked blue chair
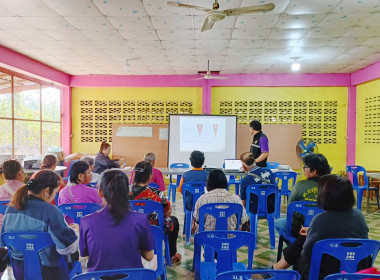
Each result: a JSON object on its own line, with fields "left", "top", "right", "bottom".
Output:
{"left": 193, "top": 230, "right": 255, "bottom": 280}
{"left": 346, "top": 165, "right": 380, "bottom": 211}
{"left": 198, "top": 203, "right": 243, "bottom": 261}
{"left": 216, "top": 269, "right": 300, "bottom": 280}
{"left": 130, "top": 200, "right": 171, "bottom": 266}
{"left": 72, "top": 268, "right": 156, "bottom": 280}
{"left": 168, "top": 163, "right": 189, "bottom": 202}
{"left": 267, "top": 162, "right": 280, "bottom": 169}
{"left": 151, "top": 226, "right": 168, "bottom": 280}
{"left": 309, "top": 239, "right": 380, "bottom": 280}
{"left": 58, "top": 203, "right": 103, "bottom": 224}
{"left": 0, "top": 200, "right": 10, "bottom": 215}
{"left": 148, "top": 182, "right": 159, "bottom": 189}
{"left": 324, "top": 273, "right": 380, "bottom": 280}
{"left": 277, "top": 201, "right": 323, "bottom": 261}
{"left": 2, "top": 231, "right": 82, "bottom": 280}
{"left": 246, "top": 184, "right": 279, "bottom": 249}
{"left": 182, "top": 182, "right": 206, "bottom": 245}
{"left": 274, "top": 171, "right": 297, "bottom": 205}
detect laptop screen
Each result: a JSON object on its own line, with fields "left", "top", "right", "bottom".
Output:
{"left": 224, "top": 159, "right": 242, "bottom": 171}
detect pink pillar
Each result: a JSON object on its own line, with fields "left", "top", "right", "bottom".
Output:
{"left": 346, "top": 86, "right": 356, "bottom": 166}
{"left": 202, "top": 80, "right": 211, "bottom": 114}
{"left": 61, "top": 85, "right": 72, "bottom": 155}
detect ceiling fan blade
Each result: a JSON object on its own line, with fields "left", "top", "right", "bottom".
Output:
{"left": 201, "top": 17, "right": 216, "bottom": 32}
{"left": 167, "top": 1, "right": 212, "bottom": 12}
{"left": 210, "top": 76, "right": 229, "bottom": 80}
{"left": 223, "top": 3, "right": 275, "bottom": 16}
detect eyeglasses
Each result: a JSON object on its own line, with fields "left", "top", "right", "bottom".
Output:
{"left": 303, "top": 166, "right": 310, "bottom": 169}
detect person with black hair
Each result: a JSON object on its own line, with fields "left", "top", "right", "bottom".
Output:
{"left": 79, "top": 170, "right": 154, "bottom": 272}
{"left": 274, "top": 153, "right": 331, "bottom": 235}
{"left": 273, "top": 175, "right": 369, "bottom": 280}
{"left": 128, "top": 161, "right": 182, "bottom": 264}
{"left": 178, "top": 150, "right": 209, "bottom": 193}
{"left": 58, "top": 161, "right": 102, "bottom": 224}
{"left": 192, "top": 169, "right": 248, "bottom": 232}
{"left": 93, "top": 142, "right": 120, "bottom": 174}
{"left": 1, "top": 170, "right": 79, "bottom": 279}
{"left": 249, "top": 120, "right": 269, "bottom": 167}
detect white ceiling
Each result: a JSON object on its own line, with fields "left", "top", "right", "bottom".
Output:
{"left": 0, "top": 0, "right": 380, "bottom": 75}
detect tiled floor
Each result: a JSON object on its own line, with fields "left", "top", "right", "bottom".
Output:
{"left": 1, "top": 188, "right": 380, "bottom": 279}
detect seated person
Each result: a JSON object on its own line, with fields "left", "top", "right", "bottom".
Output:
{"left": 93, "top": 142, "right": 120, "bottom": 174}
{"left": 0, "top": 160, "right": 24, "bottom": 227}
{"left": 79, "top": 170, "right": 155, "bottom": 271}
{"left": 129, "top": 152, "right": 165, "bottom": 191}
{"left": 58, "top": 161, "right": 103, "bottom": 224}
{"left": 80, "top": 156, "right": 102, "bottom": 187}
{"left": 129, "top": 161, "right": 181, "bottom": 264}
{"left": 273, "top": 175, "right": 370, "bottom": 280}
{"left": 1, "top": 170, "right": 78, "bottom": 280}
{"left": 239, "top": 152, "right": 275, "bottom": 207}
{"left": 274, "top": 153, "right": 331, "bottom": 235}
{"left": 192, "top": 169, "right": 248, "bottom": 232}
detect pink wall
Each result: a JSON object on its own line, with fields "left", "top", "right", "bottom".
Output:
{"left": 351, "top": 60, "right": 380, "bottom": 86}
{"left": 346, "top": 86, "right": 356, "bottom": 166}
{"left": 61, "top": 85, "right": 72, "bottom": 155}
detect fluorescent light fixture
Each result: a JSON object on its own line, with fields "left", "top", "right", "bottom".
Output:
{"left": 291, "top": 57, "right": 301, "bottom": 71}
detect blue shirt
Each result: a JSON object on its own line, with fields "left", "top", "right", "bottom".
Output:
{"left": 240, "top": 166, "right": 275, "bottom": 201}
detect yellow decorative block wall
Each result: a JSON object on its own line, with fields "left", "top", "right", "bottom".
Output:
{"left": 211, "top": 87, "right": 348, "bottom": 173}
{"left": 356, "top": 78, "right": 380, "bottom": 170}
{"left": 72, "top": 87, "right": 203, "bottom": 153}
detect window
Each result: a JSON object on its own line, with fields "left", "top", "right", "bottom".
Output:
{"left": 0, "top": 70, "right": 61, "bottom": 162}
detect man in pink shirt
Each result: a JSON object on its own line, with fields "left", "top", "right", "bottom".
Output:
{"left": 0, "top": 160, "right": 25, "bottom": 226}
{"left": 129, "top": 152, "right": 166, "bottom": 191}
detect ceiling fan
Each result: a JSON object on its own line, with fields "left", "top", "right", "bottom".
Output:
{"left": 167, "top": 0, "right": 275, "bottom": 32}
{"left": 195, "top": 60, "right": 228, "bottom": 80}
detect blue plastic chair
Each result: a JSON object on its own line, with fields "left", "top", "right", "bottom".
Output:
{"left": 277, "top": 201, "right": 323, "bottom": 261}
{"left": 130, "top": 200, "right": 171, "bottom": 266}
{"left": 72, "top": 268, "right": 156, "bottom": 280}
{"left": 246, "top": 184, "right": 279, "bottom": 249}
{"left": 151, "top": 226, "right": 168, "bottom": 280}
{"left": 63, "top": 159, "right": 79, "bottom": 182}
{"left": 58, "top": 203, "right": 103, "bottom": 224}
{"left": 199, "top": 202, "right": 243, "bottom": 232}
{"left": 193, "top": 230, "right": 255, "bottom": 280}
{"left": 182, "top": 182, "right": 206, "bottom": 245}
{"left": 274, "top": 171, "right": 297, "bottom": 205}
{"left": 216, "top": 269, "right": 301, "bottom": 280}
{"left": 324, "top": 273, "right": 380, "bottom": 280}
{"left": 168, "top": 163, "right": 189, "bottom": 202}
{"left": 309, "top": 239, "right": 380, "bottom": 280}
{"left": 346, "top": 165, "right": 380, "bottom": 211}
{"left": 0, "top": 200, "right": 10, "bottom": 215}
{"left": 149, "top": 182, "right": 159, "bottom": 189}
{"left": 223, "top": 162, "right": 241, "bottom": 195}
{"left": 267, "top": 162, "right": 280, "bottom": 169}
{"left": 2, "top": 231, "right": 82, "bottom": 280}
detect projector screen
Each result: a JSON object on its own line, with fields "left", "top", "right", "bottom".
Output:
{"left": 168, "top": 115, "right": 237, "bottom": 168}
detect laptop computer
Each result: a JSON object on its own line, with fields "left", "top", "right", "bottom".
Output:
{"left": 224, "top": 159, "right": 243, "bottom": 171}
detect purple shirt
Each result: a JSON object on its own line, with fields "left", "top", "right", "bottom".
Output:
{"left": 58, "top": 184, "right": 103, "bottom": 224}
{"left": 79, "top": 206, "right": 155, "bottom": 271}
{"left": 130, "top": 167, "right": 166, "bottom": 191}
{"left": 259, "top": 135, "right": 269, "bottom": 153}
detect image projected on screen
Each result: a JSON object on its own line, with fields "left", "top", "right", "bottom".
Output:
{"left": 180, "top": 116, "right": 226, "bottom": 152}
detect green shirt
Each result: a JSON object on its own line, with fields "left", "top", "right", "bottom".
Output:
{"left": 289, "top": 177, "right": 319, "bottom": 203}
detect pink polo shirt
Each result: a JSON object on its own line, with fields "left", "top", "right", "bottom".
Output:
{"left": 129, "top": 167, "right": 166, "bottom": 191}
{"left": 0, "top": 180, "right": 24, "bottom": 227}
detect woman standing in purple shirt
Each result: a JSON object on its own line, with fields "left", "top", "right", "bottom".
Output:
{"left": 79, "top": 170, "right": 155, "bottom": 271}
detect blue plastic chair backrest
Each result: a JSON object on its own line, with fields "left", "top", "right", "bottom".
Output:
{"left": 267, "top": 162, "right": 280, "bottom": 169}
{"left": 274, "top": 171, "right": 297, "bottom": 190}
{"left": 0, "top": 200, "right": 10, "bottom": 215}
{"left": 58, "top": 203, "right": 103, "bottom": 224}
{"left": 130, "top": 200, "right": 164, "bottom": 231}
{"left": 324, "top": 273, "right": 380, "bottom": 280}
{"left": 170, "top": 163, "right": 189, "bottom": 169}
{"left": 2, "top": 231, "right": 71, "bottom": 280}
{"left": 148, "top": 182, "right": 159, "bottom": 189}
{"left": 182, "top": 182, "right": 206, "bottom": 211}
{"left": 66, "top": 160, "right": 79, "bottom": 181}
{"left": 246, "top": 184, "right": 279, "bottom": 216}
{"left": 72, "top": 268, "right": 157, "bottom": 280}
{"left": 285, "top": 201, "right": 323, "bottom": 237}
{"left": 150, "top": 225, "right": 165, "bottom": 276}
{"left": 346, "top": 165, "right": 368, "bottom": 187}
{"left": 309, "top": 239, "right": 380, "bottom": 280}
{"left": 194, "top": 231, "right": 255, "bottom": 276}
{"left": 216, "top": 269, "right": 300, "bottom": 280}
{"left": 198, "top": 203, "right": 243, "bottom": 231}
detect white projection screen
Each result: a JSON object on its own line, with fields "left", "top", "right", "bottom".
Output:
{"left": 168, "top": 115, "right": 237, "bottom": 168}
